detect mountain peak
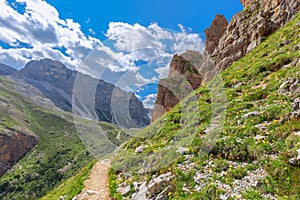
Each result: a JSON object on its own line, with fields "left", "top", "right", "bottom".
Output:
{"left": 15, "top": 58, "right": 150, "bottom": 128}
{"left": 20, "top": 58, "right": 70, "bottom": 80}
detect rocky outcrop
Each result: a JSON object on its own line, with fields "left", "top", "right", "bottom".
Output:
{"left": 204, "top": 15, "right": 228, "bottom": 55}
{"left": 211, "top": 0, "right": 300, "bottom": 70}
{"left": 132, "top": 172, "right": 174, "bottom": 200}
{"left": 0, "top": 63, "right": 17, "bottom": 75}
{"left": 240, "top": 0, "right": 253, "bottom": 7}
{"left": 152, "top": 0, "right": 300, "bottom": 122}
{"left": 168, "top": 54, "right": 203, "bottom": 90}
{"left": 0, "top": 131, "right": 38, "bottom": 176}
{"left": 152, "top": 54, "right": 204, "bottom": 121}
{"left": 15, "top": 59, "right": 150, "bottom": 128}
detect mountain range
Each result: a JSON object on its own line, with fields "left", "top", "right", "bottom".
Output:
{"left": 3, "top": 59, "right": 150, "bottom": 128}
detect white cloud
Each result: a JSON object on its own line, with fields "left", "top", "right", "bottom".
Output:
{"left": 0, "top": 0, "right": 204, "bottom": 108}
{"left": 0, "top": 0, "right": 102, "bottom": 69}
{"left": 105, "top": 22, "right": 203, "bottom": 55}
{"left": 155, "top": 65, "right": 170, "bottom": 79}
{"left": 143, "top": 93, "right": 157, "bottom": 109}
{"left": 81, "top": 21, "right": 204, "bottom": 108}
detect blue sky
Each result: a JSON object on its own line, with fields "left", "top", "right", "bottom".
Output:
{"left": 46, "top": 0, "right": 243, "bottom": 40}
{"left": 0, "top": 0, "right": 243, "bottom": 108}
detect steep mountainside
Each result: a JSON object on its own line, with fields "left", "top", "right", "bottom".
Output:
{"left": 212, "top": 0, "right": 300, "bottom": 70}
{"left": 0, "top": 76, "right": 131, "bottom": 199}
{"left": 109, "top": 10, "right": 300, "bottom": 200}
{"left": 152, "top": 0, "right": 300, "bottom": 123}
{"left": 0, "top": 77, "right": 93, "bottom": 199}
{"left": 0, "top": 78, "right": 38, "bottom": 177}
{"left": 14, "top": 59, "right": 150, "bottom": 128}
{"left": 0, "top": 64, "right": 17, "bottom": 75}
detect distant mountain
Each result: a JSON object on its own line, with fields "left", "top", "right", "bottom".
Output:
{"left": 0, "top": 63, "right": 17, "bottom": 75}
{"left": 10, "top": 58, "right": 150, "bottom": 128}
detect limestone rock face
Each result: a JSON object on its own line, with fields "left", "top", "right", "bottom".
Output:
{"left": 240, "top": 0, "right": 253, "bottom": 7}
{"left": 0, "top": 131, "right": 38, "bottom": 176}
{"left": 152, "top": 54, "right": 204, "bottom": 121}
{"left": 205, "top": 15, "right": 228, "bottom": 55}
{"left": 16, "top": 59, "right": 150, "bottom": 128}
{"left": 212, "top": 0, "right": 300, "bottom": 70}
{"left": 168, "top": 54, "right": 203, "bottom": 90}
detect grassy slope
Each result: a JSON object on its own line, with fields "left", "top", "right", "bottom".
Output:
{"left": 40, "top": 121, "right": 131, "bottom": 200}
{"left": 0, "top": 77, "right": 130, "bottom": 199}
{"left": 109, "top": 13, "right": 300, "bottom": 199}
{"left": 0, "top": 77, "right": 94, "bottom": 199}
{"left": 40, "top": 160, "right": 96, "bottom": 200}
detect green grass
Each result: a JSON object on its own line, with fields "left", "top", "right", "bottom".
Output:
{"left": 0, "top": 77, "right": 128, "bottom": 199}
{"left": 109, "top": 12, "right": 300, "bottom": 199}
{"left": 0, "top": 77, "right": 93, "bottom": 199}
{"left": 40, "top": 160, "right": 96, "bottom": 200}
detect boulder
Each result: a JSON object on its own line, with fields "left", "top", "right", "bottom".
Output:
{"left": 135, "top": 145, "right": 147, "bottom": 153}
{"left": 132, "top": 172, "right": 174, "bottom": 200}
{"left": 117, "top": 185, "right": 131, "bottom": 195}
{"left": 148, "top": 172, "right": 174, "bottom": 196}
{"left": 241, "top": 111, "right": 260, "bottom": 119}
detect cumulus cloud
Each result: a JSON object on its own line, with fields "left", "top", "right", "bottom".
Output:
{"left": 105, "top": 21, "right": 203, "bottom": 55}
{"left": 142, "top": 94, "right": 157, "bottom": 109}
{"left": 81, "top": 21, "right": 204, "bottom": 107}
{"left": 0, "top": 0, "right": 101, "bottom": 69}
{"left": 0, "top": 0, "right": 204, "bottom": 108}
{"left": 155, "top": 65, "right": 170, "bottom": 79}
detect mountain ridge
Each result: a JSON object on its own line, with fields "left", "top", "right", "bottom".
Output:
{"left": 7, "top": 58, "right": 150, "bottom": 128}
{"left": 0, "top": 64, "right": 17, "bottom": 76}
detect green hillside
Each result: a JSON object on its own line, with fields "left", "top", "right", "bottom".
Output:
{"left": 0, "top": 77, "right": 93, "bottom": 199}
{"left": 0, "top": 77, "right": 129, "bottom": 199}
{"left": 109, "top": 13, "right": 300, "bottom": 199}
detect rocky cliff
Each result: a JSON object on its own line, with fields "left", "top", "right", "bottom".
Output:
{"left": 16, "top": 59, "right": 150, "bottom": 128}
{"left": 211, "top": 0, "right": 300, "bottom": 70}
{"left": 152, "top": 54, "right": 203, "bottom": 121}
{"left": 152, "top": 0, "right": 300, "bottom": 122}
{"left": 0, "top": 131, "right": 38, "bottom": 176}
{"left": 0, "top": 81, "right": 38, "bottom": 177}
{"left": 204, "top": 15, "right": 228, "bottom": 55}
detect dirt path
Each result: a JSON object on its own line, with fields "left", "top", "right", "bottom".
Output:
{"left": 74, "top": 159, "right": 111, "bottom": 200}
